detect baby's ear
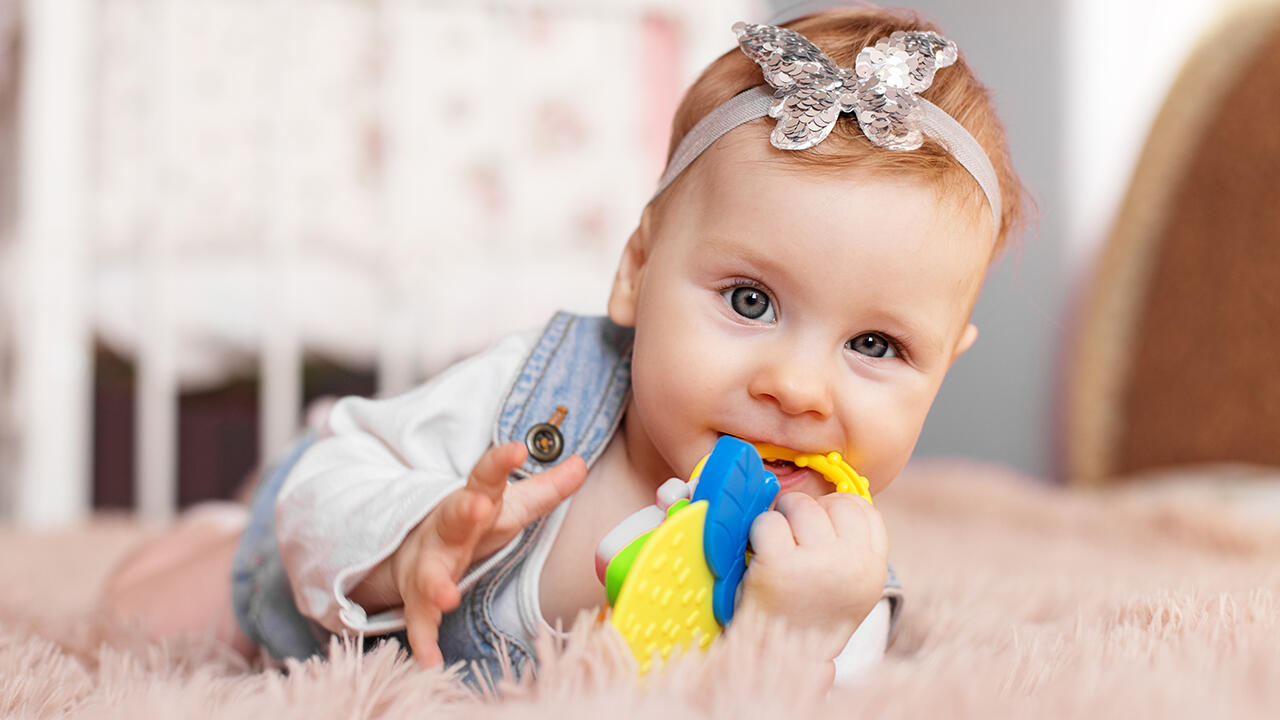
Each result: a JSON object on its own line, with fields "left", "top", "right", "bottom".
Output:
{"left": 607, "top": 211, "right": 652, "bottom": 328}
{"left": 951, "top": 323, "right": 978, "bottom": 366}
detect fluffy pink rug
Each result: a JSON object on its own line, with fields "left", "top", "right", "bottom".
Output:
{"left": 5, "top": 461, "right": 1280, "bottom": 718}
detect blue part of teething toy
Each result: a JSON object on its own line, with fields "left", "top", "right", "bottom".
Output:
{"left": 692, "top": 436, "right": 780, "bottom": 625}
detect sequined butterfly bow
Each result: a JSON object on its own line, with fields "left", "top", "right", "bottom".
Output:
{"left": 732, "top": 21, "right": 959, "bottom": 152}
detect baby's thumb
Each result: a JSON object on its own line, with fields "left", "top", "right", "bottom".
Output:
{"left": 504, "top": 455, "right": 587, "bottom": 526}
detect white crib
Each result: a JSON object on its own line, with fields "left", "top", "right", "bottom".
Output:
{"left": 6, "top": 0, "right": 754, "bottom": 527}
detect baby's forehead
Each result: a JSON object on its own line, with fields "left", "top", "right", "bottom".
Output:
{"left": 675, "top": 123, "right": 992, "bottom": 238}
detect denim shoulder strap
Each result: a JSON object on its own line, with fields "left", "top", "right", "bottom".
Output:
{"left": 494, "top": 311, "right": 634, "bottom": 476}
{"left": 442, "top": 312, "right": 633, "bottom": 680}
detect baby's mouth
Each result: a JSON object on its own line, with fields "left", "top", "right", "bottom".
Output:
{"left": 761, "top": 457, "right": 819, "bottom": 490}
{"left": 752, "top": 441, "right": 872, "bottom": 501}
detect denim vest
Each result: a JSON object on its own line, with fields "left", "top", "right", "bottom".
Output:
{"left": 232, "top": 312, "right": 901, "bottom": 684}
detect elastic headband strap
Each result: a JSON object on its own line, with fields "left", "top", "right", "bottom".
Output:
{"left": 653, "top": 85, "right": 1003, "bottom": 232}
{"left": 655, "top": 86, "right": 775, "bottom": 198}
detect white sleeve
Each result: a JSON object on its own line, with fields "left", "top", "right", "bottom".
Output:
{"left": 273, "top": 330, "right": 537, "bottom": 636}
{"left": 832, "top": 598, "right": 892, "bottom": 685}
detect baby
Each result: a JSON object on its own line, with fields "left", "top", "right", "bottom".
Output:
{"left": 104, "top": 7, "right": 1025, "bottom": 687}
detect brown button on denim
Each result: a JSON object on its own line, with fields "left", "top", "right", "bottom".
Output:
{"left": 525, "top": 422, "right": 565, "bottom": 462}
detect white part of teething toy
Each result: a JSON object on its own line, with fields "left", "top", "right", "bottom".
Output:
{"left": 594, "top": 504, "right": 666, "bottom": 583}
{"left": 656, "top": 477, "right": 693, "bottom": 510}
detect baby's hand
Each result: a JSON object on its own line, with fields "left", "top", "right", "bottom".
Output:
{"left": 737, "top": 492, "right": 889, "bottom": 661}
{"left": 389, "top": 442, "right": 586, "bottom": 668}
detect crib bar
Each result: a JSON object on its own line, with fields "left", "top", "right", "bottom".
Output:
{"left": 134, "top": 0, "right": 181, "bottom": 520}
{"left": 376, "top": 0, "right": 420, "bottom": 398}
{"left": 135, "top": 248, "right": 178, "bottom": 519}
{"left": 12, "top": 0, "right": 95, "bottom": 526}
{"left": 260, "top": 0, "right": 303, "bottom": 464}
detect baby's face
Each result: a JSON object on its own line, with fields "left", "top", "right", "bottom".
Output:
{"left": 609, "top": 128, "right": 993, "bottom": 498}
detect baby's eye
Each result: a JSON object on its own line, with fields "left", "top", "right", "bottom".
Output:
{"left": 721, "top": 285, "right": 776, "bottom": 322}
{"left": 847, "top": 333, "right": 896, "bottom": 359}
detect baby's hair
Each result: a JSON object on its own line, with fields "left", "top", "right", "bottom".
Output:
{"left": 661, "top": 7, "right": 1027, "bottom": 254}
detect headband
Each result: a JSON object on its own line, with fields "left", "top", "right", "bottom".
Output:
{"left": 654, "top": 22, "right": 1002, "bottom": 233}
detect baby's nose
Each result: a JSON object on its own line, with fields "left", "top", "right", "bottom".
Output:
{"left": 747, "top": 356, "right": 834, "bottom": 418}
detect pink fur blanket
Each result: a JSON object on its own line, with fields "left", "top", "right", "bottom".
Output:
{"left": 5, "top": 461, "right": 1280, "bottom": 718}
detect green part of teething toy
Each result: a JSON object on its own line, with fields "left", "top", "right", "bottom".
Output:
{"left": 603, "top": 498, "right": 691, "bottom": 605}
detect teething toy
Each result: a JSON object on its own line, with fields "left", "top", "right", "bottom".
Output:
{"left": 596, "top": 435, "right": 871, "bottom": 671}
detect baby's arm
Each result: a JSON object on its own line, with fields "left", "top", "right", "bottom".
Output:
{"left": 273, "top": 332, "right": 552, "bottom": 651}
{"left": 737, "top": 492, "right": 889, "bottom": 669}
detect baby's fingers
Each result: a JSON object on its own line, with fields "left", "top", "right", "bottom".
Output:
{"left": 478, "top": 456, "right": 586, "bottom": 559}
{"left": 821, "top": 493, "right": 888, "bottom": 558}
{"left": 466, "top": 442, "right": 527, "bottom": 503}
{"left": 503, "top": 456, "right": 587, "bottom": 526}
{"left": 403, "top": 553, "right": 459, "bottom": 668}
{"left": 775, "top": 492, "right": 836, "bottom": 546}
{"left": 434, "top": 488, "right": 494, "bottom": 548}
{"left": 406, "top": 608, "right": 445, "bottom": 668}
{"left": 748, "top": 509, "right": 795, "bottom": 558}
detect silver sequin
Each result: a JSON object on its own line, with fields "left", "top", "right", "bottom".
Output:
{"left": 732, "top": 22, "right": 958, "bottom": 152}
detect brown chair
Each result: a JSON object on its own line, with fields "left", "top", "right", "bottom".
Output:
{"left": 1065, "top": 1, "right": 1280, "bottom": 485}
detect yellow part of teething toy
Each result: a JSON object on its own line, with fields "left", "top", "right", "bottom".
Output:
{"left": 609, "top": 500, "right": 719, "bottom": 673}
{"left": 752, "top": 443, "right": 872, "bottom": 504}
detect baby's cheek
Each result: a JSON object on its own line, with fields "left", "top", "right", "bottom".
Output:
{"left": 869, "top": 435, "right": 919, "bottom": 493}
{"left": 854, "top": 411, "right": 927, "bottom": 494}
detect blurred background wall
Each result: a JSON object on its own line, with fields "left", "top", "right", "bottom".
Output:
{"left": 0, "top": 0, "right": 1261, "bottom": 525}
{"left": 902, "top": 0, "right": 1250, "bottom": 478}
